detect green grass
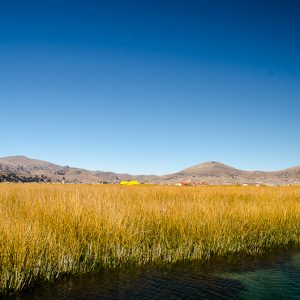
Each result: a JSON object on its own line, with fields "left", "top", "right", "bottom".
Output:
{"left": 0, "top": 183, "right": 299, "bottom": 294}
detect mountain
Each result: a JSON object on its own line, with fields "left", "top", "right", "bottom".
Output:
{"left": 0, "top": 156, "right": 158, "bottom": 183}
{"left": 160, "top": 161, "right": 300, "bottom": 185}
{"left": 0, "top": 156, "right": 300, "bottom": 185}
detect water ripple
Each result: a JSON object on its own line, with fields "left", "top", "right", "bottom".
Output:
{"left": 6, "top": 247, "right": 300, "bottom": 300}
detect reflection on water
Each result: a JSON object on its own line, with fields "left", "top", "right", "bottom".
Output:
{"left": 220, "top": 251, "right": 300, "bottom": 300}
{"left": 6, "top": 246, "right": 300, "bottom": 300}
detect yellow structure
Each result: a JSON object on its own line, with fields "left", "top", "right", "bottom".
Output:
{"left": 120, "top": 180, "right": 129, "bottom": 185}
{"left": 120, "top": 180, "right": 141, "bottom": 186}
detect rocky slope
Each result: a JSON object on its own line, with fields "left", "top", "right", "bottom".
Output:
{"left": 0, "top": 156, "right": 299, "bottom": 185}
{"left": 160, "top": 161, "right": 300, "bottom": 185}
{"left": 0, "top": 156, "right": 158, "bottom": 183}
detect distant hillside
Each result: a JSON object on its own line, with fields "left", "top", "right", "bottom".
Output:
{"left": 160, "top": 161, "right": 300, "bottom": 185}
{"left": 0, "top": 156, "right": 299, "bottom": 185}
{"left": 0, "top": 156, "right": 158, "bottom": 184}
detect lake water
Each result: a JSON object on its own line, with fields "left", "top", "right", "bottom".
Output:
{"left": 7, "top": 246, "right": 300, "bottom": 299}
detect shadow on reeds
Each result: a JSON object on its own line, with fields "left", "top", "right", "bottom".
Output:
{"left": 5, "top": 244, "right": 300, "bottom": 300}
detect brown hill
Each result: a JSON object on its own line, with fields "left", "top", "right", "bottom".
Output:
{"left": 0, "top": 156, "right": 158, "bottom": 183}
{"left": 160, "top": 161, "right": 300, "bottom": 185}
{"left": 0, "top": 156, "right": 299, "bottom": 185}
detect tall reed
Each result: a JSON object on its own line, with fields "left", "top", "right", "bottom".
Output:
{"left": 0, "top": 184, "right": 299, "bottom": 294}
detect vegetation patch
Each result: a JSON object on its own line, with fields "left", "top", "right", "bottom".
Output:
{"left": 0, "top": 184, "right": 299, "bottom": 294}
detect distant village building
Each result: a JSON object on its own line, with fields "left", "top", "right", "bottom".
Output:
{"left": 175, "top": 181, "right": 209, "bottom": 186}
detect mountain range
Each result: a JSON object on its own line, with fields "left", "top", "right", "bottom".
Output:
{"left": 0, "top": 155, "right": 300, "bottom": 185}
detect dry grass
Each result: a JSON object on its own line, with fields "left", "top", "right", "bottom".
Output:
{"left": 0, "top": 183, "right": 300, "bottom": 294}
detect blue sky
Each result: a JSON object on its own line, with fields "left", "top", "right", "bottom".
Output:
{"left": 0, "top": 0, "right": 299, "bottom": 174}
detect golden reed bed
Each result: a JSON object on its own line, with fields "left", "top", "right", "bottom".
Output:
{"left": 0, "top": 183, "right": 299, "bottom": 294}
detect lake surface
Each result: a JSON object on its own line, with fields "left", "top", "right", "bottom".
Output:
{"left": 7, "top": 246, "right": 300, "bottom": 300}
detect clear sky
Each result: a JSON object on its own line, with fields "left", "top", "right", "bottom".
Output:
{"left": 0, "top": 0, "right": 299, "bottom": 174}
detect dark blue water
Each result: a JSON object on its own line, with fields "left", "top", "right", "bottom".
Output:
{"left": 7, "top": 246, "right": 300, "bottom": 299}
